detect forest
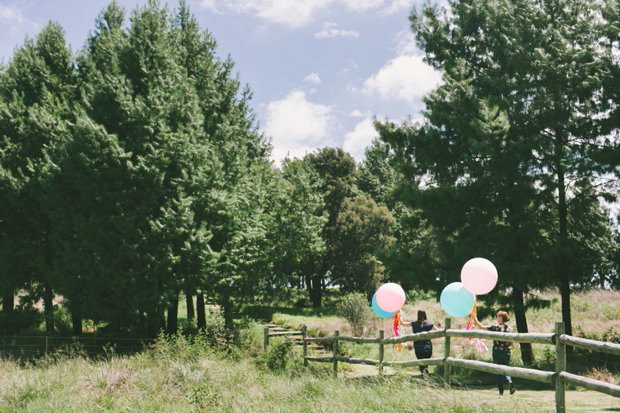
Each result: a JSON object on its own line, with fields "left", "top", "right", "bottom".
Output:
{"left": 1, "top": 0, "right": 619, "bottom": 364}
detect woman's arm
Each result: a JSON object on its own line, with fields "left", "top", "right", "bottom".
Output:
{"left": 474, "top": 317, "right": 489, "bottom": 331}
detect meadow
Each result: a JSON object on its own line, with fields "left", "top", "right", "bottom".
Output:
{"left": 2, "top": 289, "right": 620, "bottom": 412}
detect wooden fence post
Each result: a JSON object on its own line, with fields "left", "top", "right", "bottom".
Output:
{"left": 444, "top": 318, "right": 452, "bottom": 386}
{"left": 302, "top": 325, "right": 308, "bottom": 367}
{"left": 263, "top": 327, "right": 269, "bottom": 351}
{"left": 333, "top": 331, "right": 339, "bottom": 378}
{"left": 378, "top": 330, "right": 385, "bottom": 375}
{"left": 555, "top": 322, "right": 566, "bottom": 413}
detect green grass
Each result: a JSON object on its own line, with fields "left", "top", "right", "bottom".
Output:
{"left": 1, "top": 332, "right": 618, "bottom": 413}
{"left": 264, "top": 289, "right": 620, "bottom": 384}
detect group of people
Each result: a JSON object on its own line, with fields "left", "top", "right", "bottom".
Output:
{"left": 399, "top": 309, "right": 516, "bottom": 395}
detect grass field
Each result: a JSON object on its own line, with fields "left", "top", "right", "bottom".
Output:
{"left": 2, "top": 288, "right": 619, "bottom": 412}
{"left": 1, "top": 331, "right": 619, "bottom": 413}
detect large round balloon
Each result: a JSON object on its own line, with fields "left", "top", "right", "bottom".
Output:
{"left": 440, "top": 282, "right": 475, "bottom": 318}
{"left": 461, "top": 258, "right": 498, "bottom": 295}
{"left": 371, "top": 293, "right": 396, "bottom": 318}
{"left": 375, "top": 283, "right": 406, "bottom": 312}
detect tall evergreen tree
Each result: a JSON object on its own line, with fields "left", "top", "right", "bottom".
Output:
{"left": 400, "top": 0, "right": 616, "bottom": 343}
{"left": 0, "top": 23, "right": 78, "bottom": 333}
{"left": 304, "top": 148, "right": 357, "bottom": 307}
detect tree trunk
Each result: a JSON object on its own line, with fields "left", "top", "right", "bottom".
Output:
{"left": 147, "top": 308, "right": 163, "bottom": 339}
{"left": 185, "top": 286, "right": 195, "bottom": 321}
{"left": 222, "top": 293, "right": 233, "bottom": 332}
{"left": 71, "top": 307, "right": 82, "bottom": 336}
{"left": 166, "top": 291, "right": 179, "bottom": 334}
{"left": 196, "top": 292, "right": 206, "bottom": 330}
{"left": 310, "top": 272, "right": 323, "bottom": 308}
{"left": 512, "top": 287, "right": 533, "bottom": 365}
{"left": 555, "top": 137, "right": 573, "bottom": 363}
{"left": 43, "top": 282, "right": 54, "bottom": 334}
{"left": 2, "top": 288, "right": 14, "bottom": 314}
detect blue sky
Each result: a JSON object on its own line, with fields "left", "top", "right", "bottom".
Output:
{"left": 0, "top": 0, "right": 442, "bottom": 164}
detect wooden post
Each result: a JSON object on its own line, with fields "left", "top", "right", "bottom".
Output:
{"left": 302, "top": 325, "right": 308, "bottom": 367}
{"left": 263, "top": 327, "right": 269, "bottom": 351}
{"left": 45, "top": 336, "right": 48, "bottom": 356}
{"left": 444, "top": 318, "right": 452, "bottom": 386}
{"left": 332, "top": 331, "right": 339, "bottom": 378}
{"left": 378, "top": 330, "right": 385, "bottom": 375}
{"left": 555, "top": 322, "right": 566, "bottom": 413}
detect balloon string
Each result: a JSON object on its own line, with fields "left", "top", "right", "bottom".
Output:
{"left": 393, "top": 313, "right": 402, "bottom": 352}
{"left": 464, "top": 296, "right": 487, "bottom": 352}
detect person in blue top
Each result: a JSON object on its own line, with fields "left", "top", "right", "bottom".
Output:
{"left": 400, "top": 310, "right": 438, "bottom": 375}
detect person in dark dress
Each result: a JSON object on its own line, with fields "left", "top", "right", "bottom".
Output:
{"left": 400, "top": 310, "right": 437, "bottom": 375}
{"left": 475, "top": 311, "right": 516, "bottom": 395}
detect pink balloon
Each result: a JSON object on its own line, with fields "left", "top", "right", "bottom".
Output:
{"left": 375, "top": 283, "right": 406, "bottom": 312}
{"left": 461, "top": 258, "right": 498, "bottom": 295}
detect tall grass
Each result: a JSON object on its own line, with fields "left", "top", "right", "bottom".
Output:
{"left": 0, "top": 333, "right": 553, "bottom": 412}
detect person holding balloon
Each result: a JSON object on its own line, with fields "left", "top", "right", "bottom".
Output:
{"left": 475, "top": 311, "right": 516, "bottom": 395}
{"left": 399, "top": 309, "right": 438, "bottom": 375}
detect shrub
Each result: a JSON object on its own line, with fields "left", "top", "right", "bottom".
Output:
{"left": 336, "top": 293, "right": 372, "bottom": 336}
{"left": 264, "top": 339, "right": 293, "bottom": 371}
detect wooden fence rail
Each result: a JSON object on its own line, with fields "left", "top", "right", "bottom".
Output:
{"left": 263, "top": 319, "right": 620, "bottom": 413}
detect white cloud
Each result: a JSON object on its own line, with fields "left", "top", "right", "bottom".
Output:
{"left": 304, "top": 72, "right": 321, "bottom": 84}
{"left": 199, "top": 0, "right": 398, "bottom": 27}
{"left": 198, "top": 0, "right": 218, "bottom": 12}
{"left": 343, "top": 117, "right": 378, "bottom": 161}
{"left": 315, "top": 22, "right": 359, "bottom": 39}
{"left": 338, "top": 61, "right": 358, "bottom": 75}
{"left": 342, "top": 0, "right": 384, "bottom": 12}
{"left": 0, "top": 4, "right": 36, "bottom": 32}
{"left": 202, "top": 0, "right": 332, "bottom": 28}
{"left": 363, "top": 55, "right": 441, "bottom": 103}
{"left": 350, "top": 109, "right": 366, "bottom": 117}
{"left": 382, "top": 0, "right": 416, "bottom": 14}
{"left": 393, "top": 29, "right": 420, "bottom": 56}
{"left": 0, "top": 4, "right": 24, "bottom": 24}
{"left": 264, "top": 90, "right": 334, "bottom": 163}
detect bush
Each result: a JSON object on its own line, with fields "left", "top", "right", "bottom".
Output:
{"left": 265, "top": 339, "right": 293, "bottom": 371}
{"left": 336, "top": 293, "right": 372, "bottom": 336}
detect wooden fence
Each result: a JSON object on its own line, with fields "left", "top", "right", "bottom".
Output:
{"left": 264, "top": 319, "right": 620, "bottom": 413}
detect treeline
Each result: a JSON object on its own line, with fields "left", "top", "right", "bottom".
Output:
{"left": 0, "top": 0, "right": 619, "bottom": 354}
{"left": 0, "top": 1, "right": 396, "bottom": 338}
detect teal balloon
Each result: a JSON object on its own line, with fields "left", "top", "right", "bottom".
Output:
{"left": 372, "top": 293, "right": 396, "bottom": 318}
{"left": 440, "top": 282, "right": 475, "bottom": 318}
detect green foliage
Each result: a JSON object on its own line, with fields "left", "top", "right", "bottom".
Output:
{"left": 336, "top": 293, "right": 372, "bottom": 336}
{"left": 0, "top": 309, "right": 41, "bottom": 335}
{"left": 260, "top": 339, "right": 293, "bottom": 372}
{"left": 303, "top": 148, "right": 357, "bottom": 307}
{"left": 572, "top": 327, "right": 620, "bottom": 373}
{"left": 377, "top": 0, "right": 620, "bottom": 343}
{"left": 331, "top": 195, "right": 395, "bottom": 295}
{"left": 0, "top": 0, "right": 279, "bottom": 336}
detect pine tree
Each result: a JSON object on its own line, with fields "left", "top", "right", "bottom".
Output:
{"left": 0, "top": 23, "right": 78, "bottom": 333}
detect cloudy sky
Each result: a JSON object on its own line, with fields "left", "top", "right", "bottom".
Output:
{"left": 0, "top": 0, "right": 442, "bottom": 164}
